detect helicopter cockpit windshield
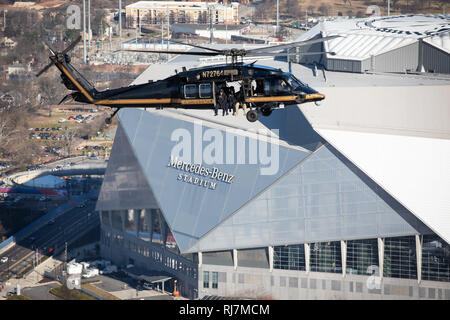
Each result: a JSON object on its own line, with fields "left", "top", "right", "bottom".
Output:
{"left": 284, "top": 74, "right": 308, "bottom": 91}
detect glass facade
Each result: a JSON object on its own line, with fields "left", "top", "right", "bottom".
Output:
{"left": 346, "top": 239, "right": 378, "bottom": 275}
{"left": 111, "top": 210, "right": 123, "bottom": 231}
{"left": 422, "top": 234, "right": 450, "bottom": 282}
{"left": 212, "top": 272, "right": 218, "bottom": 289}
{"left": 103, "top": 205, "right": 450, "bottom": 285}
{"left": 203, "top": 271, "right": 210, "bottom": 288}
{"left": 273, "top": 244, "right": 306, "bottom": 271}
{"left": 310, "top": 241, "right": 342, "bottom": 274}
{"left": 125, "top": 209, "right": 138, "bottom": 236}
{"left": 152, "top": 209, "right": 163, "bottom": 245}
{"left": 383, "top": 236, "right": 417, "bottom": 279}
{"left": 138, "top": 209, "right": 150, "bottom": 241}
{"left": 95, "top": 121, "right": 159, "bottom": 213}
{"left": 191, "top": 144, "right": 421, "bottom": 253}
{"left": 101, "top": 211, "right": 110, "bottom": 226}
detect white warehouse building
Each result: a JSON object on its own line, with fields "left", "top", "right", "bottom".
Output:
{"left": 289, "top": 14, "right": 450, "bottom": 74}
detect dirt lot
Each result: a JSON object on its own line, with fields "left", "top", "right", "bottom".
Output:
{"left": 26, "top": 105, "right": 115, "bottom": 163}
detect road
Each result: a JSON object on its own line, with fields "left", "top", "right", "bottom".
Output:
{"left": 4, "top": 156, "right": 106, "bottom": 186}
{"left": 0, "top": 196, "right": 100, "bottom": 282}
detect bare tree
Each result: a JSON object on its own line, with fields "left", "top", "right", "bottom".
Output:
{"left": 318, "top": 3, "right": 331, "bottom": 16}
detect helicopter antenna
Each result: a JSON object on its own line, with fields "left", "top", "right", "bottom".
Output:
{"left": 209, "top": 4, "right": 214, "bottom": 44}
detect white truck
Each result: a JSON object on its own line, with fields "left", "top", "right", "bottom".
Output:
{"left": 66, "top": 262, "right": 83, "bottom": 275}
{"left": 80, "top": 262, "right": 90, "bottom": 271}
{"left": 82, "top": 268, "right": 99, "bottom": 278}
{"left": 99, "top": 265, "right": 117, "bottom": 275}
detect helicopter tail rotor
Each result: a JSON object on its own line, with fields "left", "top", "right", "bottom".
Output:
{"left": 36, "top": 62, "right": 54, "bottom": 78}
{"left": 36, "top": 35, "right": 82, "bottom": 78}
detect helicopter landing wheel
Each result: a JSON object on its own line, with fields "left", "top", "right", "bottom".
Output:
{"left": 105, "top": 108, "right": 119, "bottom": 124}
{"left": 246, "top": 109, "right": 258, "bottom": 122}
{"left": 261, "top": 106, "right": 272, "bottom": 117}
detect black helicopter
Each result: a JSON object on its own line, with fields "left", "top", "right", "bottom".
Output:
{"left": 36, "top": 35, "right": 339, "bottom": 123}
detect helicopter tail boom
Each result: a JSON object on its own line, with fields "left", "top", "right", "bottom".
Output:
{"left": 36, "top": 36, "right": 99, "bottom": 104}
{"left": 55, "top": 59, "right": 97, "bottom": 104}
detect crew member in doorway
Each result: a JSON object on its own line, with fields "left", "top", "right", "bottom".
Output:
{"left": 254, "top": 79, "right": 265, "bottom": 95}
{"left": 217, "top": 89, "right": 228, "bottom": 116}
{"left": 235, "top": 86, "right": 247, "bottom": 116}
{"left": 227, "top": 87, "right": 237, "bottom": 116}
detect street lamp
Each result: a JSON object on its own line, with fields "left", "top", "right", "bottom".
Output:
{"left": 276, "top": 0, "right": 279, "bottom": 38}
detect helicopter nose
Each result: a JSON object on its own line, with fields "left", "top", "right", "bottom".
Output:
{"left": 304, "top": 93, "right": 325, "bottom": 101}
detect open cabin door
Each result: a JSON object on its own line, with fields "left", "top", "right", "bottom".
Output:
{"left": 212, "top": 82, "right": 216, "bottom": 108}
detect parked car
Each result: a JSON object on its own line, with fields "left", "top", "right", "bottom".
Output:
{"left": 82, "top": 268, "right": 99, "bottom": 278}
{"left": 1, "top": 257, "right": 8, "bottom": 263}
{"left": 99, "top": 265, "right": 117, "bottom": 275}
{"left": 143, "top": 282, "right": 152, "bottom": 290}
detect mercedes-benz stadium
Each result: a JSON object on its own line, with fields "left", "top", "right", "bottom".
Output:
{"left": 95, "top": 14, "right": 450, "bottom": 300}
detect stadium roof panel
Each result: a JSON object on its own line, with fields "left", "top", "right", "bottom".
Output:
{"left": 316, "top": 129, "right": 450, "bottom": 245}
{"left": 294, "top": 14, "right": 450, "bottom": 60}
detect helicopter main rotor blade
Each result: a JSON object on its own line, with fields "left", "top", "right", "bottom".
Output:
{"left": 248, "top": 51, "right": 336, "bottom": 57}
{"left": 246, "top": 35, "right": 341, "bottom": 54}
{"left": 36, "top": 61, "right": 54, "bottom": 77}
{"left": 62, "top": 35, "right": 82, "bottom": 54}
{"left": 118, "top": 49, "right": 220, "bottom": 56}
{"left": 43, "top": 40, "right": 56, "bottom": 56}
{"left": 167, "top": 39, "right": 224, "bottom": 53}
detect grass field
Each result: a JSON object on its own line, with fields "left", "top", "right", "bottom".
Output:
{"left": 6, "top": 294, "right": 31, "bottom": 300}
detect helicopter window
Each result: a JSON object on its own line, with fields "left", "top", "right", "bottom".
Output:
{"left": 199, "top": 83, "right": 212, "bottom": 98}
{"left": 184, "top": 84, "right": 198, "bottom": 99}
{"left": 264, "top": 80, "right": 271, "bottom": 95}
{"left": 272, "top": 79, "right": 291, "bottom": 95}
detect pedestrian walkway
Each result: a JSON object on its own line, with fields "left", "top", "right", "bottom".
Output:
{"left": 108, "top": 288, "right": 172, "bottom": 300}
{"left": 81, "top": 282, "right": 120, "bottom": 300}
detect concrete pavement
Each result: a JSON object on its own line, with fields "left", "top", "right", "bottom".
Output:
{"left": 108, "top": 288, "right": 174, "bottom": 300}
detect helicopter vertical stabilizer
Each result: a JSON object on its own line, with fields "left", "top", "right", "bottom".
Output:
{"left": 36, "top": 36, "right": 99, "bottom": 104}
